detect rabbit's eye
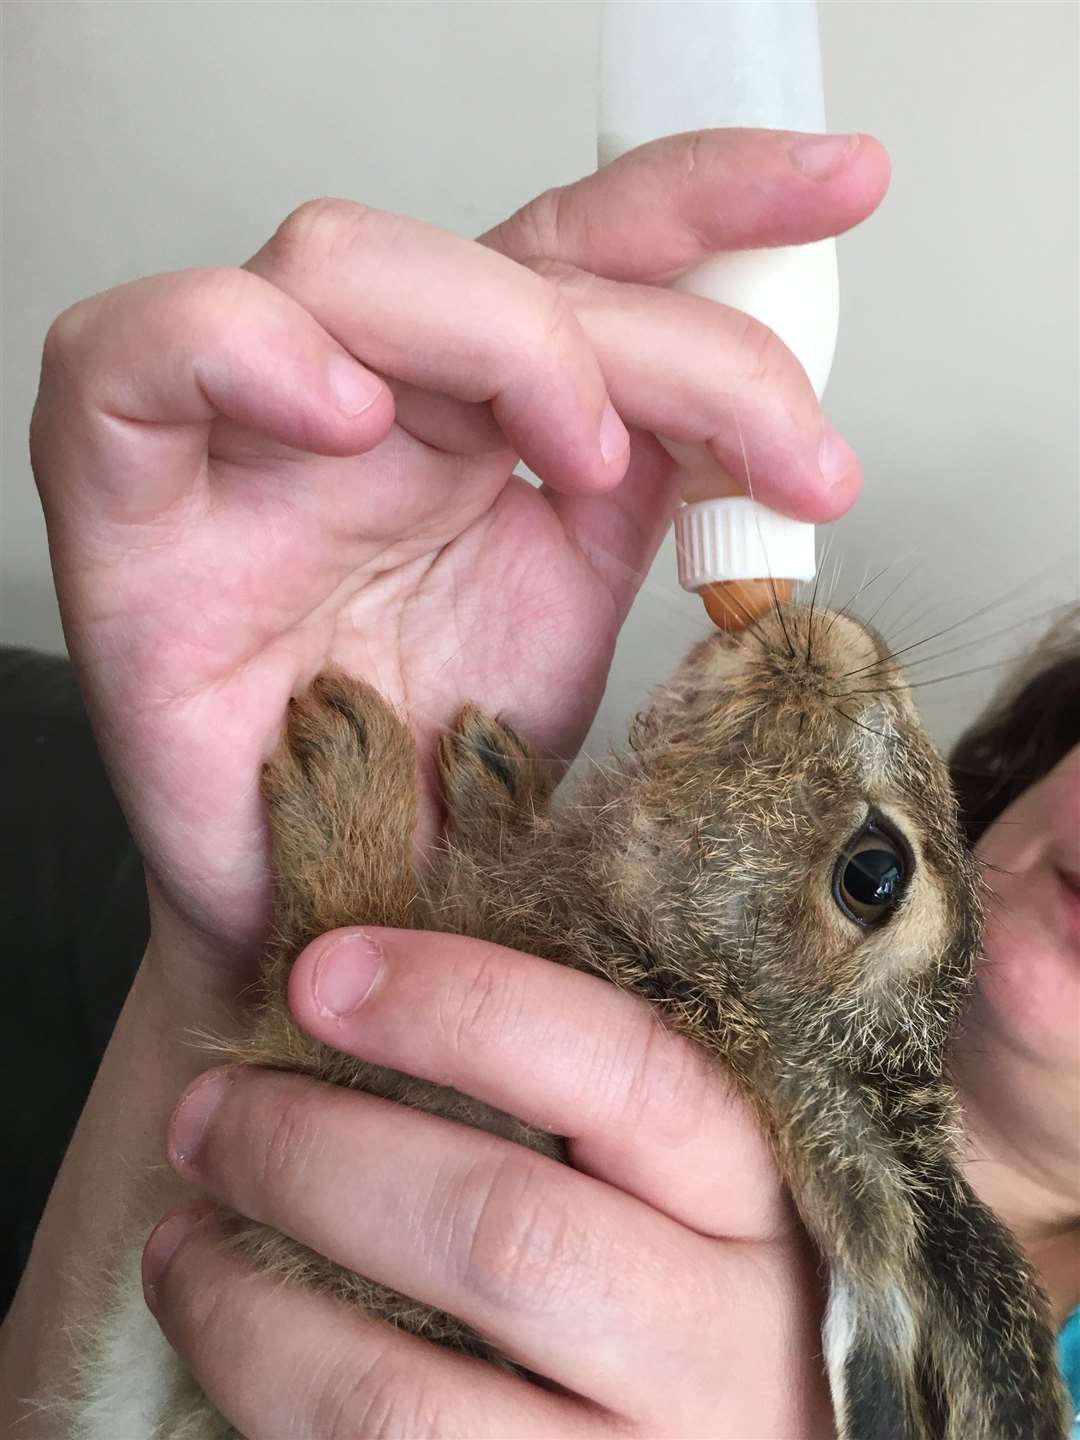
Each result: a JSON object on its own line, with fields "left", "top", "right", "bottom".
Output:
{"left": 833, "top": 819, "right": 910, "bottom": 926}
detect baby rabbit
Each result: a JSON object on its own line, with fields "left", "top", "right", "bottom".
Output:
{"left": 85, "top": 602, "right": 1069, "bottom": 1439}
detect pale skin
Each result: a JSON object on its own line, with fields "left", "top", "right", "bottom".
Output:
{"left": 2, "top": 127, "right": 1074, "bottom": 1437}
{"left": 954, "top": 743, "right": 1080, "bottom": 1329}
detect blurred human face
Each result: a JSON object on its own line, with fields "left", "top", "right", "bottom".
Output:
{"left": 973, "top": 741, "right": 1080, "bottom": 1071}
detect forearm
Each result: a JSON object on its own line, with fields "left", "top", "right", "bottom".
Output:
{"left": 0, "top": 947, "right": 237, "bottom": 1433}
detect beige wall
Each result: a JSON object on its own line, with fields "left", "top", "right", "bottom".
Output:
{"left": 2, "top": 1, "right": 1076, "bottom": 752}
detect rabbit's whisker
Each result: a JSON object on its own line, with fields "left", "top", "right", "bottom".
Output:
{"left": 822, "top": 560, "right": 895, "bottom": 640}
{"left": 846, "top": 600, "right": 1075, "bottom": 681}
{"left": 859, "top": 555, "right": 922, "bottom": 633}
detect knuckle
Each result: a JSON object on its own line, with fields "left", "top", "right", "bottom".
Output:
{"left": 39, "top": 268, "right": 253, "bottom": 391}
{"left": 526, "top": 255, "right": 578, "bottom": 285}
{"left": 499, "top": 273, "right": 578, "bottom": 363}
{"left": 181, "top": 264, "right": 260, "bottom": 317}
{"left": 506, "top": 184, "right": 567, "bottom": 262}
{"left": 248, "top": 1084, "right": 322, "bottom": 1198}
{"left": 267, "top": 197, "right": 387, "bottom": 275}
{"left": 144, "top": 267, "right": 263, "bottom": 345}
{"left": 269, "top": 197, "right": 352, "bottom": 264}
{"left": 175, "top": 1267, "right": 232, "bottom": 1346}
{"left": 529, "top": 257, "right": 607, "bottom": 308}
{"left": 315, "top": 1347, "right": 445, "bottom": 1440}
{"left": 731, "top": 310, "right": 787, "bottom": 386}
{"left": 40, "top": 298, "right": 97, "bottom": 375}
{"left": 613, "top": 1020, "right": 712, "bottom": 1148}
{"left": 534, "top": 283, "right": 579, "bottom": 353}
{"left": 683, "top": 130, "right": 706, "bottom": 178}
{"left": 441, "top": 946, "right": 522, "bottom": 1060}
{"left": 452, "top": 1150, "right": 587, "bottom": 1312}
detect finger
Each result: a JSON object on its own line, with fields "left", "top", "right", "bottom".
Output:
{"left": 536, "top": 261, "right": 859, "bottom": 523}
{"left": 165, "top": 1067, "right": 801, "bottom": 1422}
{"left": 384, "top": 377, "right": 509, "bottom": 458}
{"left": 31, "top": 268, "right": 395, "bottom": 522}
{"left": 483, "top": 128, "right": 891, "bottom": 282}
{"left": 540, "top": 435, "right": 683, "bottom": 625}
{"left": 286, "top": 928, "right": 788, "bottom": 1242}
{"left": 245, "top": 200, "right": 630, "bottom": 496}
{"left": 143, "top": 1203, "right": 606, "bottom": 1440}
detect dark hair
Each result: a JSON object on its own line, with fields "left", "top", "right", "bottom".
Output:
{"left": 949, "top": 607, "right": 1080, "bottom": 847}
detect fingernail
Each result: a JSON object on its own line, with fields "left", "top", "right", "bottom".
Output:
{"left": 599, "top": 400, "right": 630, "bottom": 465}
{"left": 328, "top": 354, "right": 383, "bottom": 416}
{"left": 142, "top": 1201, "right": 214, "bottom": 1306}
{"left": 790, "top": 133, "right": 859, "bottom": 179}
{"left": 169, "top": 1068, "right": 231, "bottom": 1173}
{"left": 313, "top": 930, "right": 384, "bottom": 1019}
{"left": 818, "top": 424, "right": 858, "bottom": 488}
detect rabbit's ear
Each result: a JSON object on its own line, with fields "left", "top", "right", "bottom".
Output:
{"left": 628, "top": 636, "right": 752, "bottom": 755}
{"left": 911, "top": 1168, "right": 1072, "bottom": 1440}
{"left": 823, "top": 1271, "right": 925, "bottom": 1440}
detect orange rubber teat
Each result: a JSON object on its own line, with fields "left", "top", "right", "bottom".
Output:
{"left": 700, "top": 579, "right": 794, "bottom": 632}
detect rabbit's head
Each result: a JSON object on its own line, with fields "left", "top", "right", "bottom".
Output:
{"left": 611, "top": 606, "right": 983, "bottom": 1069}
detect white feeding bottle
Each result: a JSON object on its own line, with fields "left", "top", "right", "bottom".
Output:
{"left": 598, "top": 0, "right": 838, "bottom": 629}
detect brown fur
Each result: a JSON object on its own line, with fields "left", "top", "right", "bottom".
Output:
{"left": 179, "top": 606, "right": 1068, "bottom": 1439}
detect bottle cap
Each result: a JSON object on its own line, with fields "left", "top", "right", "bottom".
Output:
{"left": 674, "top": 496, "right": 816, "bottom": 592}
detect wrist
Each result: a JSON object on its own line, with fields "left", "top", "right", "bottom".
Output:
{"left": 143, "top": 876, "right": 266, "bottom": 1006}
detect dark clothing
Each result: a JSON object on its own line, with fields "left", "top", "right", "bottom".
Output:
{"left": 0, "top": 647, "right": 147, "bottom": 1316}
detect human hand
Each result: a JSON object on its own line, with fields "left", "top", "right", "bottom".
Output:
{"left": 144, "top": 927, "right": 833, "bottom": 1438}
{"left": 31, "top": 129, "right": 889, "bottom": 983}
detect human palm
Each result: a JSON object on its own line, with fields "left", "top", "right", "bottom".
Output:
{"left": 58, "top": 400, "right": 672, "bottom": 959}
{"left": 31, "top": 130, "right": 888, "bottom": 973}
